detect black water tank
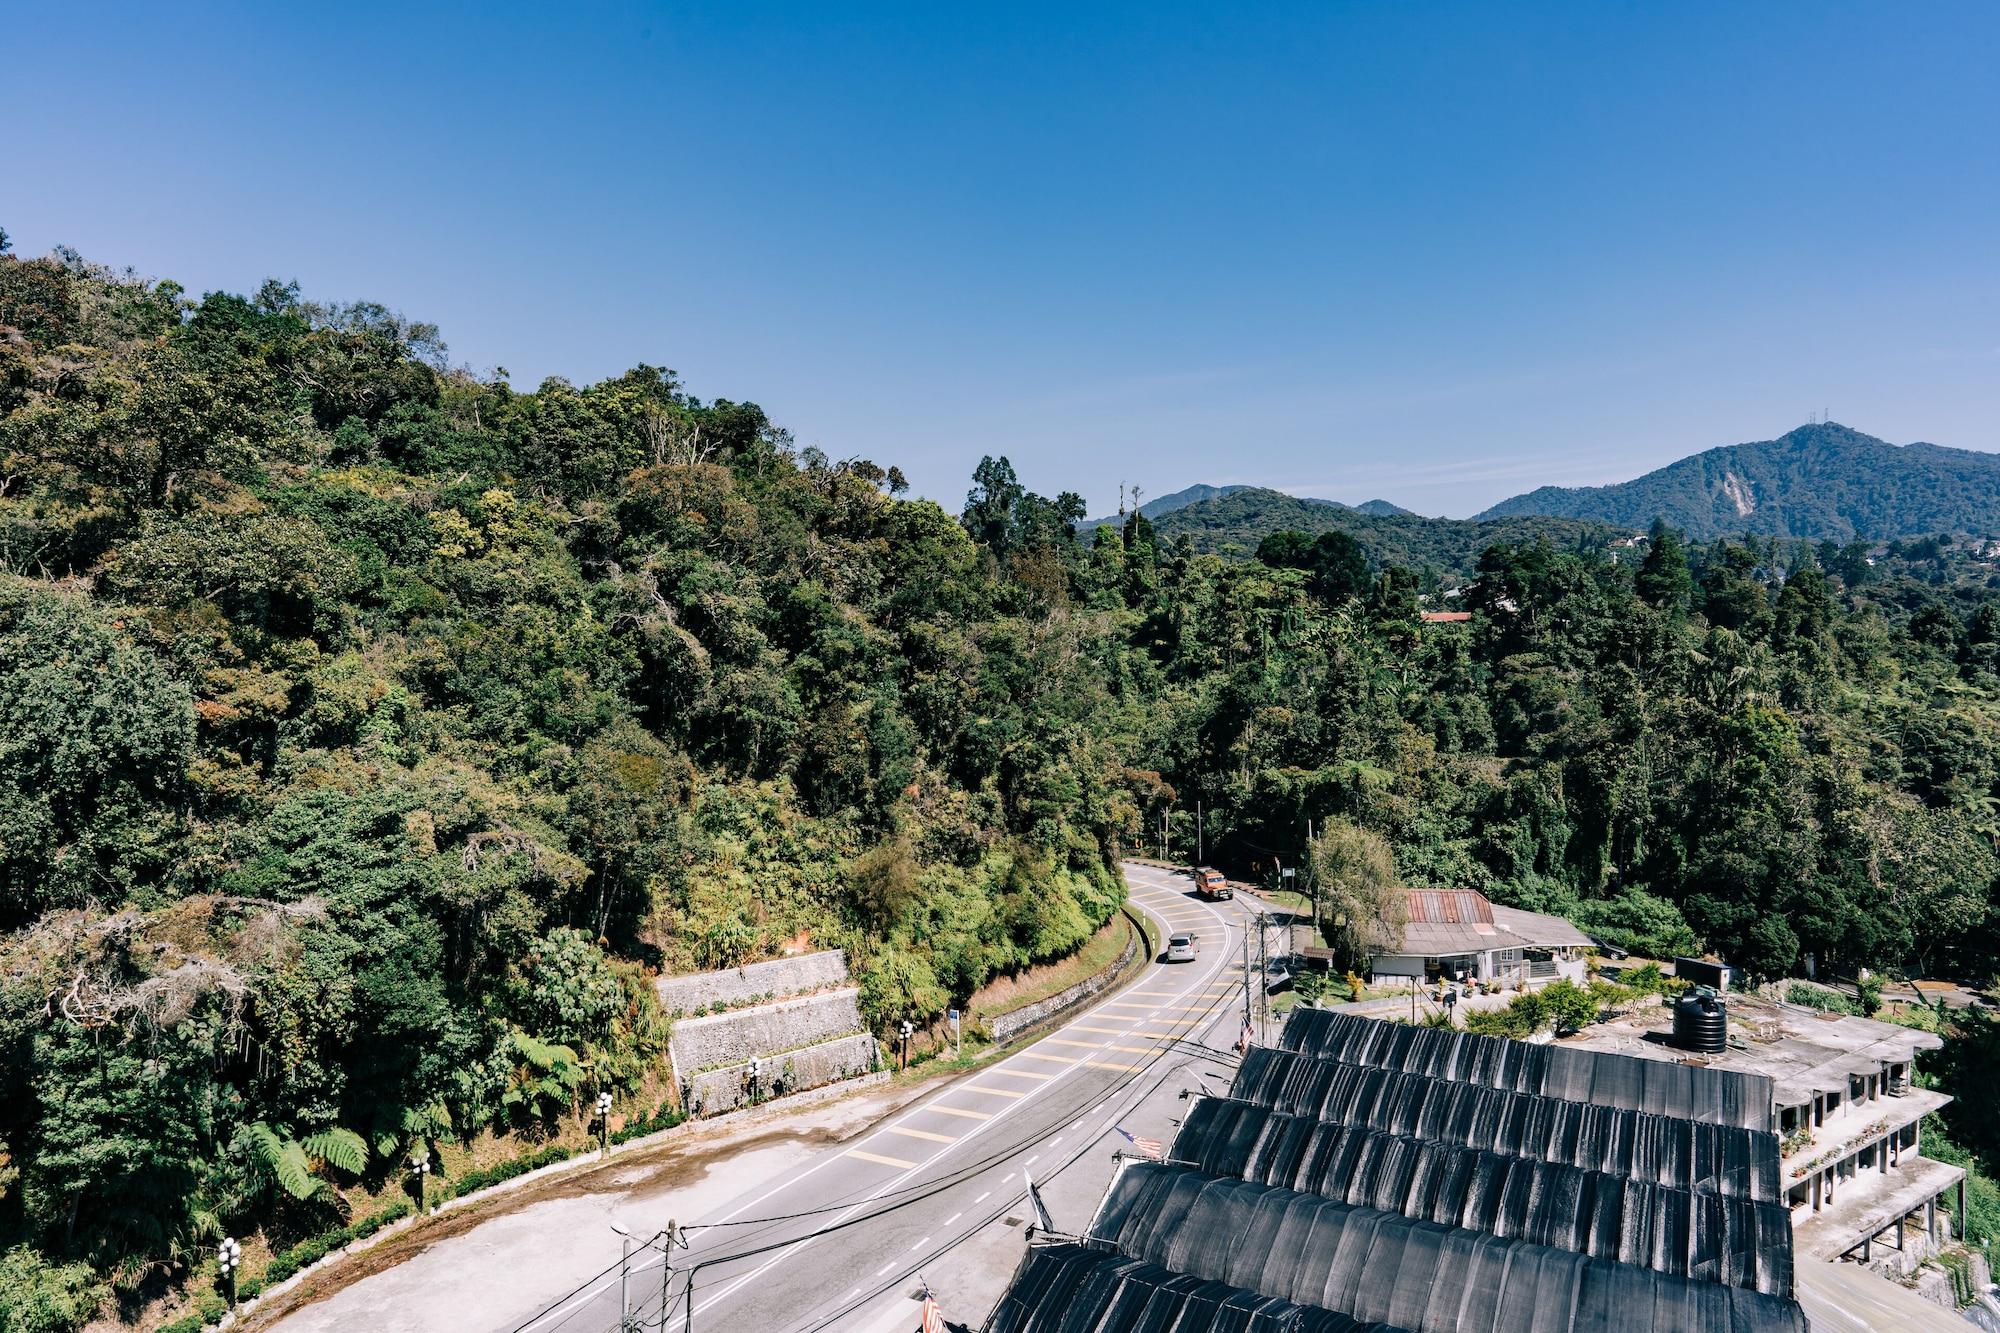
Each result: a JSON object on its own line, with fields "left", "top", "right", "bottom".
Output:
{"left": 1674, "top": 988, "right": 1727, "bottom": 1054}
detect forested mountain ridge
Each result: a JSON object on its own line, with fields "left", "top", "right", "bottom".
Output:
{"left": 1476, "top": 422, "right": 2000, "bottom": 540}
{"left": 7, "top": 238, "right": 2000, "bottom": 1326}
{"left": 1082, "top": 481, "right": 1250, "bottom": 526}
{"left": 1084, "top": 486, "right": 1413, "bottom": 529}
{"left": 1141, "top": 485, "right": 1624, "bottom": 575}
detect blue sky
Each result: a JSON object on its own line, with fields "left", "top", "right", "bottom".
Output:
{"left": 7, "top": 2, "right": 1997, "bottom": 516}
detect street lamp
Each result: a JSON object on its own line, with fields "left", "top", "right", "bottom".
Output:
{"left": 899, "top": 1020, "right": 914, "bottom": 1071}
{"left": 409, "top": 1153, "right": 431, "bottom": 1214}
{"left": 746, "top": 1056, "right": 761, "bottom": 1107}
{"left": 595, "top": 1090, "right": 614, "bottom": 1156}
{"left": 609, "top": 1218, "right": 687, "bottom": 1333}
{"left": 217, "top": 1237, "right": 241, "bottom": 1310}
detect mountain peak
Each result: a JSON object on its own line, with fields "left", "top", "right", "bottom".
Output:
{"left": 1475, "top": 425, "right": 2000, "bottom": 540}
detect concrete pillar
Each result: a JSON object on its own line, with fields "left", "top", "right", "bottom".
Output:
{"left": 1960, "top": 1178, "right": 1969, "bottom": 1241}
{"left": 1929, "top": 1197, "right": 1938, "bottom": 1244}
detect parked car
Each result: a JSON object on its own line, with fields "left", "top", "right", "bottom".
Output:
{"left": 1165, "top": 931, "right": 1199, "bottom": 962}
{"left": 1195, "top": 867, "right": 1232, "bottom": 900}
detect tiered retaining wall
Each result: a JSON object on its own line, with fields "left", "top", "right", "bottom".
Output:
{"left": 686, "top": 1033, "right": 880, "bottom": 1116}
{"left": 657, "top": 953, "right": 879, "bottom": 1117}
{"left": 655, "top": 949, "right": 849, "bottom": 1016}
{"left": 668, "top": 988, "right": 866, "bottom": 1078}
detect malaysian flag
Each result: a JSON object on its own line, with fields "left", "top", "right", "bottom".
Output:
{"left": 1115, "top": 1125, "right": 1164, "bottom": 1160}
{"left": 919, "top": 1293, "right": 945, "bottom": 1333}
{"left": 1235, "top": 1020, "right": 1254, "bottom": 1054}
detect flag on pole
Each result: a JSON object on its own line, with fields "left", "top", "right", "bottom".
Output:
{"left": 919, "top": 1293, "right": 945, "bottom": 1333}
{"left": 1235, "top": 1020, "right": 1254, "bottom": 1054}
{"left": 1114, "top": 1126, "right": 1164, "bottom": 1160}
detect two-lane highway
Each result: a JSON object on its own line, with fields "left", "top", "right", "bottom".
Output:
{"left": 505, "top": 861, "right": 1259, "bottom": 1333}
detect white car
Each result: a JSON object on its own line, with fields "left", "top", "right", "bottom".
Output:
{"left": 1165, "top": 932, "right": 1198, "bottom": 962}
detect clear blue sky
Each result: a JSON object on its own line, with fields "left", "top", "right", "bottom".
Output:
{"left": 7, "top": 2, "right": 1997, "bottom": 516}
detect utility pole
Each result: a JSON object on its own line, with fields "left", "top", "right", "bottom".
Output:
{"left": 1195, "top": 799, "right": 1202, "bottom": 864}
{"left": 1257, "top": 910, "right": 1270, "bottom": 1039}
{"left": 1242, "top": 929, "right": 1252, "bottom": 1033}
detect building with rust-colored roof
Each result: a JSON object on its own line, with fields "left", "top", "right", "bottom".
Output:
{"left": 1369, "top": 887, "right": 1595, "bottom": 989}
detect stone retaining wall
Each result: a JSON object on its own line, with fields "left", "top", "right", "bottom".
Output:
{"left": 668, "top": 988, "right": 865, "bottom": 1080}
{"left": 655, "top": 949, "right": 850, "bottom": 1017}
{"left": 987, "top": 911, "right": 1141, "bottom": 1043}
{"left": 685, "top": 1033, "right": 880, "bottom": 1117}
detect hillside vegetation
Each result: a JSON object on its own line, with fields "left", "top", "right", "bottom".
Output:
{"left": 1477, "top": 422, "right": 2000, "bottom": 540}
{"left": 1143, "top": 485, "right": 1624, "bottom": 575}
{"left": 7, "top": 239, "right": 2000, "bottom": 1326}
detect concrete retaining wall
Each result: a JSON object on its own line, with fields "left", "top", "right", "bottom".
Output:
{"left": 987, "top": 912, "right": 1140, "bottom": 1043}
{"left": 655, "top": 949, "right": 850, "bottom": 1017}
{"left": 685, "top": 1033, "right": 880, "bottom": 1117}
{"left": 668, "top": 988, "right": 865, "bottom": 1078}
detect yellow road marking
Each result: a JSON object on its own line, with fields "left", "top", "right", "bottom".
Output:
{"left": 1045, "top": 1038, "right": 1102, "bottom": 1050}
{"left": 1085, "top": 1060, "right": 1143, "bottom": 1072}
{"left": 884, "top": 1125, "right": 956, "bottom": 1145}
{"left": 929, "top": 1105, "right": 992, "bottom": 1121}
{"left": 989, "top": 1067, "right": 1055, "bottom": 1081}
{"left": 847, "top": 1148, "right": 917, "bottom": 1168}
{"left": 1068, "top": 1024, "right": 1129, "bottom": 1035}
{"left": 1019, "top": 1051, "right": 1078, "bottom": 1065}
{"left": 1103, "top": 1044, "right": 1154, "bottom": 1055}
{"left": 963, "top": 1085, "right": 1027, "bottom": 1099}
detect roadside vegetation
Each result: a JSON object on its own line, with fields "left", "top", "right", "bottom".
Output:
{"left": 9, "top": 234, "right": 2000, "bottom": 1326}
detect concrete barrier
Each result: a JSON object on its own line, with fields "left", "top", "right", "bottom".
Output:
{"left": 986, "top": 912, "right": 1141, "bottom": 1043}
{"left": 685, "top": 1033, "right": 880, "bottom": 1116}
{"left": 655, "top": 948, "right": 850, "bottom": 1016}
{"left": 668, "top": 988, "right": 865, "bottom": 1079}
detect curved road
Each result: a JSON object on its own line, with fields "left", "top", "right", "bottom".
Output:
{"left": 274, "top": 862, "right": 1268, "bottom": 1333}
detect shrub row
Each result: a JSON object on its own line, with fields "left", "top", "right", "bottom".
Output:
{"left": 612, "top": 1101, "right": 686, "bottom": 1144}
{"left": 153, "top": 1200, "right": 417, "bottom": 1332}
{"left": 448, "top": 1144, "right": 573, "bottom": 1198}
{"left": 152, "top": 1121, "right": 691, "bottom": 1331}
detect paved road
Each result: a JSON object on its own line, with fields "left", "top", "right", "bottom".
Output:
{"left": 503, "top": 861, "right": 1259, "bottom": 1333}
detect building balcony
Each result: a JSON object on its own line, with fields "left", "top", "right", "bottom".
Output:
{"left": 1792, "top": 1155, "right": 1966, "bottom": 1261}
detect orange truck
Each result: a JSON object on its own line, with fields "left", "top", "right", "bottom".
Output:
{"left": 1195, "top": 867, "right": 1232, "bottom": 900}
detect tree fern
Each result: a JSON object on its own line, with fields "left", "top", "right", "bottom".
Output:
{"left": 303, "top": 1127, "right": 368, "bottom": 1176}
{"left": 242, "top": 1122, "right": 317, "bottom": 1200}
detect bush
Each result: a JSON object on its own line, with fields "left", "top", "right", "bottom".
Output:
{"left": 613, "top": 1103, "right": 686, "bottom": 1144}
{"left": 1786, "top": 982, "right": 1859, "bottom": 1015}
{"left": 0, "top": 1246, "right": 102, "bottom": 1333}
{"left": 450, "top": 1143, "right": 572, "bottom": 1198}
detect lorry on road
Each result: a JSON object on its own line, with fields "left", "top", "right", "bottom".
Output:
{"left": 1195, "top": 867, "right": 1232, "bottom": 900}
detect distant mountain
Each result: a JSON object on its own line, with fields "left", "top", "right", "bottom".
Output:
{"left": 1083, "top": 483, "right": 1259, "bottom": 528}
{"left": 1144, "top": 487, "right": 1621, "bottom": 576}
{"left": 1352, "top": 498, "right": 1417, "bottom": 517}
{"left": 1475, "top": 423, "right": 2000, "bottom": 541}
{"left": 1087, "top": 484, "right": 1415, "bottom": 528}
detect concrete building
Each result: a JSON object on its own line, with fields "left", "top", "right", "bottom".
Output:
{"left": 1563, "top": 987, "right": 1965, "bottom": 1278}
{"left": 1366, "top": 887, "right": 1595, "bottom": 990}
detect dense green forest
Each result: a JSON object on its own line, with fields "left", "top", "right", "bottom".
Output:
{"left": 7, "top": 238, "right": 2000, "bottom": 1324}
{"left": 1478, "top": 421, "right": 2000, "bottom": 541}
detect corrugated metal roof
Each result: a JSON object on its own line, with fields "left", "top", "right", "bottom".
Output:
{"left": 1406, "top": 889, "right": 1495, "bottom": 926}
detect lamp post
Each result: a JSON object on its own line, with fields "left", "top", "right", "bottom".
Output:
{"left": 409, "top": 1153, "right": 431, "bottom": 1215}
{"left": 596, "top": 1090, "right": 614, "bottom": 1156}
{"left": 899, "top": 1019, "right": 914, "bottom": 1071}
{"left": 609, "top": 1219, "right": 635, "bottom": 1332}
{"left": 746, "top": 1056, "right": 761, "bottom": 1107}
{"left": 610, "top": 1218, "right": 685, "bottom": 1333}
{"left": 218, "top": 1236, "right": 241, "bottom": 1311}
